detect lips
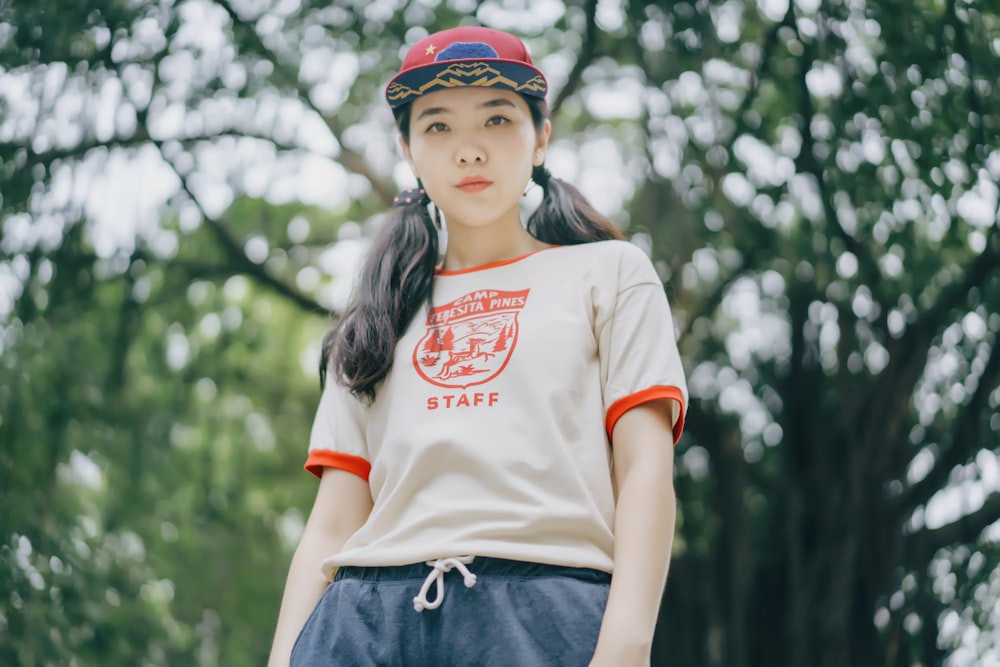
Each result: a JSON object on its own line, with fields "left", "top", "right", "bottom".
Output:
{"left": 457, "top": 176, "right": 492, "bottom": 193}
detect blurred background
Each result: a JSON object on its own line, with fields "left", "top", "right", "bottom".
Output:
{"left": 1, "top": 0, "right": 998, "bottom": 665}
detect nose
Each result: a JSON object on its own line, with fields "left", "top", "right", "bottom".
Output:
{"left": 455, "top": 144, "right": 486, "bottom": 165}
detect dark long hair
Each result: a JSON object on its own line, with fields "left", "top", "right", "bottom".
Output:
{"left": 321, "top": 95, "right": 623, "bottom": 400}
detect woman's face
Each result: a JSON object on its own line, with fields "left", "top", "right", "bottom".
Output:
{"left": 402, "top": 87, "right": 550, "bottom": 230}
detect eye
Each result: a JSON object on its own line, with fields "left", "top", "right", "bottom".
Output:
{"left": 486, "top": 115, "right": 510, "bottom": 127}
{"left": 425, "top": 122, "right": 448, "bottom": 133}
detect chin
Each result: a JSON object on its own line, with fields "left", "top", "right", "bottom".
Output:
{"left": 445, "top": 204, "right": 521, "bottom": 229}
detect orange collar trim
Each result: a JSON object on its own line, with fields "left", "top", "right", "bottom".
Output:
{"left": 435, "top": 246, "right": 557, "bottom": 276}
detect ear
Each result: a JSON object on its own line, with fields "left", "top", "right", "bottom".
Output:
{"left": 399, "top": 136, "right": 419, "bottom": 179}
{"left": 533, "top": 119, "right": 552, "bottom": 166}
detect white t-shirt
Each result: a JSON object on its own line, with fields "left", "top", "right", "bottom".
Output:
{"left": 305, "top": 240, "right": 687, "bottom": 579}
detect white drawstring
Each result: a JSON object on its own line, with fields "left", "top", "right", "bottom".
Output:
{"left": 412, "top": 556, "right": 477, "bottom": 612}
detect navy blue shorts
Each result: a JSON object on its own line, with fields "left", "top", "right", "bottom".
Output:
{"left": 290, "top": 556, "right": 611, "bottom": 666}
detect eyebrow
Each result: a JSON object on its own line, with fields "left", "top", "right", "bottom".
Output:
{"left": 415, "top": 97, "right": 518, "bottom": 121}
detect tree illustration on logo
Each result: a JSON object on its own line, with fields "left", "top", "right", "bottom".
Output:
{"left": 423, "top": 331, "right": 441, "bottom": 354}
{"left": 440, "top": 327, "right": 455, "bottom": 351}
{"left": 420, "top": 329, "right": 443, "bottom": 366}
{"left": 493, "top": 325, "right": 510, "bottom": 352}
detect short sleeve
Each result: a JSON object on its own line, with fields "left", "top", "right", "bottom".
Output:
{"left": 304, "top": 376, "right": 372, "bottom": 480}
{"left": 595, "top": 243, "right": 688, "bottom": 444}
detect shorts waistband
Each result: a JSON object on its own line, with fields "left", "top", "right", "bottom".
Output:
{"left": 334, "top": 556, "right": 611, "bottom": 584}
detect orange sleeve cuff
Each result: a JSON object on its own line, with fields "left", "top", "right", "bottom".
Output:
{"left": 605, "top": 386, "right": 686, "bottom": 445}
{"left": 304, "top": 450, "right": 371, "bottom": 481}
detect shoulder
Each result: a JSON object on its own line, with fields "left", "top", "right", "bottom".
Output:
{"left": 551, "top": 239, "right": 642, "bottom": 260}
{"left": 549, "top": 240, "right": 660, "bottom": 287}
{"left": 543, "top": 240, "right": 652, "bottom": 271}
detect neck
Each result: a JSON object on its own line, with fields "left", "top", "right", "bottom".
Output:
{"left": 441, "top": 213, "right": 548, "bottom": 272}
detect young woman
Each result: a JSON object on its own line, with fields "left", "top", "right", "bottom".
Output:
{"left": 269, "top": 26, "right": 687, "bottom": 667}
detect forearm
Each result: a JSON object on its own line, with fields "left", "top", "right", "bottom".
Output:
{"left": 268, "top": 469, "right": 373, "bottom": 667}
{"left": 596, "top": 465, "right": 676, "bottom": 650}
{"left": 589, "top": 400, "right": 679, "bottom": 665}
{"left": 268, "top": 531, "right": 349, "bottom": 667}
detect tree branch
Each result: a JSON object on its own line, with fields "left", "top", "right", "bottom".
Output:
{"left": 152, "top": 139, "right": 327, "bottom": 316}
{"left": 201, "top": 210, "right": 327, "bottom": 315}
{"left": 830, "top": 225, "right": 1000, "bottom": 463}
{"left": 9, "top": 130, "right": 310, "bottom": 173}
{"left": 733, "top": 9, "right": 795, "bottom": 132}
{"left": 550, "top": 0, "right": 600, "bottom": 116}
{"left": 893, "top": 333, "right": 1000, "bottom": 518}
{"left": 212, "top": 0, "right": 397, "bottom": 204}
{"left": 792, "top": 20, "right": 879, "bottom": 289}
{"left": 944, "top": 0, "right": 988, "bottom": 154}
{"left": 904, "top": 491, "right": 1000, "bottom": 569}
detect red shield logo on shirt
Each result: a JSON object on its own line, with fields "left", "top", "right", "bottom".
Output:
{"left": 412, "top": 289, "right": 530, "bottom": 389}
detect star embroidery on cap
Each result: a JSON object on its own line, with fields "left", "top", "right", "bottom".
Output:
{"left": 425, "top": 44, "right": 437, "bottom": 56}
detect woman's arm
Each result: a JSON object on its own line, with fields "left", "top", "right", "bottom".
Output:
{"left": 267, "top": 468, "right": 373, "bottom": 667}
{"left": 591, "top": 399, "right": 677, "bottom": 666}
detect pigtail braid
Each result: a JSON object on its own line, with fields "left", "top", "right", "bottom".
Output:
{"left": 526, "top": 163, "right": 623, "bottom": 245}
{"left": 320, "top": 200, "right": 439, "bottom": 400}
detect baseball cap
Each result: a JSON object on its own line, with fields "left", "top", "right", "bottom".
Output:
{"left": 385, "top": 26, "right": 548, "bottom": 109}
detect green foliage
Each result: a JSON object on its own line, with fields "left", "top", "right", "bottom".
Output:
{"left": 1, "top": 199, "right": 331, "bottom": 664}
